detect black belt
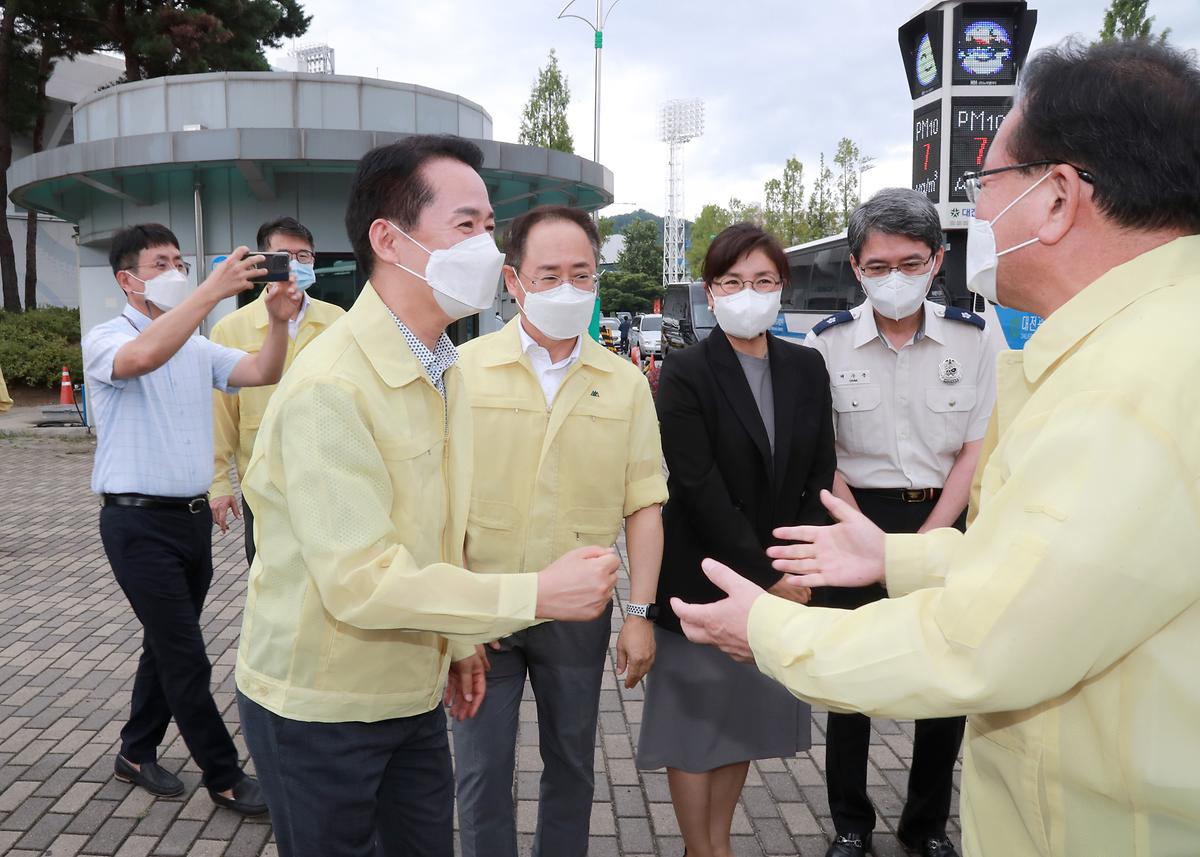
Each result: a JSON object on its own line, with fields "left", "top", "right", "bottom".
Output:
{"left": 102, "top": 493, "right": 208, "bottom": 513}
{"left": 852, "top": 487, "right": 941, "bottom": 504}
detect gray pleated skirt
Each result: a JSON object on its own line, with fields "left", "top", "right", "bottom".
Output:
{"left": 635, "top": 625, "right": 811, "bottom": 773}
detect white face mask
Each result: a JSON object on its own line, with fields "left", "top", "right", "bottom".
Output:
{"left": 387, "top": 222, "right": 505, "bottom": 321}
{"left": 514, "top": 274, "right": 596, "bottom": 341}
{"left": 966, "top": 170, "right": 1052, "bottom": 304}
{"left": 128, "top": 268, "right": 191, "bottom": 312}
{"left": 712, "top": 287, "right": 782, "bottom": 340}
{"left": 859, "top": 268, "right": 932, "bottom": 321}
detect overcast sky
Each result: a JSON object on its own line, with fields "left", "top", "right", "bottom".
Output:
{"left": 267, "top": 0, "right": 1199, "bottom": 221}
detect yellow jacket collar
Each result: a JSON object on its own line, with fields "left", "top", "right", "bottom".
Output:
{"left": 347, "top": 282, "right": 425, "bottom": 389}
{"left": 1021, "top": 234, "right": 1200, "bottom": 384}
{"left": 479, "top": 316, "right": 614, "bottom": 372}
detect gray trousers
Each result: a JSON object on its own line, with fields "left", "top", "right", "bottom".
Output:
{"left": 453, "top": 601, "right": 613, "bottom": 857}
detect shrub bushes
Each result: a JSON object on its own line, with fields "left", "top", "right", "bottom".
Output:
{"left": 0, "top": 308, "right": 83, "bottom": 388}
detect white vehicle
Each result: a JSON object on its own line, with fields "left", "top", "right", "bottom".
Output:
{"left": 630, "top": 313, "right": 663, "bottom": 359}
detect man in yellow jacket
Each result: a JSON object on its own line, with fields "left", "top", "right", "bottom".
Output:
{"left": 453, "top": 206, "right": 667, "bottom": 857}
{"left": 671, "top": 41, "right": 1200, "bottom": 857}
{"left": 235, "top": 135, "right": 621, "bottom": 857}
{"left": 209, "top": 216, "right": 344, "bottom": 563}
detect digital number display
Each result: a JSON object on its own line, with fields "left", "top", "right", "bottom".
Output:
{"left": 953, "top": 16, "right": 1017, "bottom": 85}
{"left": 949, "top": 99, "right": 1008, "bottom": 202}
{"left": 912, "top": 101, "right": 941, "bottom": 201}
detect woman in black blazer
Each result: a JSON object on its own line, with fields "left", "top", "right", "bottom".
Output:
{"left": 635, "top": 224, "right": 836, "bottom": 857}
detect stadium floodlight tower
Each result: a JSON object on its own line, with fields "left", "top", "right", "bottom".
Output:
{"left": 290, "top": 42, "right": 335, "bottom": 74}
{"left": 660, "top": 98, "right": 704, "bottom": 286}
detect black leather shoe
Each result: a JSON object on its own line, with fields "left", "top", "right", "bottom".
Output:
{"left": 902, "top": 835, "right": 959, "bottom": 857}
{"left": 114, "top": 755, "right": 184, "bottom": 797}
{"left": 825, "top": 832, "right": 872, "bottom": 857}
{"left": 208, "top": 775, "right": 269, "bottom": 817}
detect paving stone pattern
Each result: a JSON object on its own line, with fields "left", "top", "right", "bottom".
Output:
{"left": 0, "top": 434, "right": 960, "bottom": 856}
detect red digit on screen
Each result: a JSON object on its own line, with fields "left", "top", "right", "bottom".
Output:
{"left": 975, "top": 137, "right": 988, "bottom": 165}
{"left": 923, "top": 144, "right": 931, "bottom": 170}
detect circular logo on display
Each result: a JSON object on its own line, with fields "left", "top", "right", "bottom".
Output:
{"left": 939, "top": 357, "right": 962, "bottom": 384}
{"left": 958, "top": 20, "right": 1013, "bottom": 78}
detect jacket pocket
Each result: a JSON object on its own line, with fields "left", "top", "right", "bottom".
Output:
{"left": 925, "top": 385, "right": 978, "bottom": 454}
{"left": 830, "top": 384, "right": 882, "bottom": 454}
{"left": 465, "top": 499, "right": 519, "bottom": 572}
{"left": 565, "top": 506, "right": 622, "bottom": 549}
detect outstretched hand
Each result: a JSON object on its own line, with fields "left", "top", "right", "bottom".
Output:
{"left": 767, "top": 490, "right": 886, "bottom": 589}
{"left": 671, "top": 558, "right": 768, "bottom": 663}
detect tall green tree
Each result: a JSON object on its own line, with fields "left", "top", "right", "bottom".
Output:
{"left": 599, "top": 271, "right": 661, "bottom": 315}
{"left": 779, "top": 156, "right": 807, "bottom": 245}
{"left": 764, "top": 156, "right": 807, "bottom": 247}
{"left": 518, "top": 49, "right": 573, "bottom": 153}
{"left": 833, "top": 137, "right": 867, "bottom": 229}
{"left": 615, "top": 219, "right": 662, "bottom": 282}
{"left": 0, "top": 4, "right": 42, "bottom": 311}
{"left": 21, "top": 1, "right": 99, "bottom": 311}
{"left": 727, "top": 197, "right": 766, "bottom": 228}
{"left": 685, "top": 203, "right": 732, "bottom": 278}
{"left": 805, "top": 153, "right": 838, "bottom": 239}
{"left": 95, "top": 0, "right": 310, "bottom": 82}
{"left": 1099, "top": 0, "right": 1170, "bottom": 43}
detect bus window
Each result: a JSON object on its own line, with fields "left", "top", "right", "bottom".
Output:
{"left": 783, "top": 252, "right": 813, "bottom": 311}
{"left": 807, "top": 245, "right": 855, "bottom": 312}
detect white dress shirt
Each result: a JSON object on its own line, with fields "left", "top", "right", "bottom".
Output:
{"left": 518, "top": 319, "right": 582, "bottom": 406}
{"left": 83, "top": 305, "right": 246, "bottom": 496}
{"left": 803, "top": 300, "right": 1000, "bottom": 489}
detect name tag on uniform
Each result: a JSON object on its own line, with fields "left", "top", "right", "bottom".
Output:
{"left": 835, "top": 369, "right": 871, "bottom": 385}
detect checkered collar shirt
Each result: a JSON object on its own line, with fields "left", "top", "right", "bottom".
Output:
{"left": 384, "top": 306, "right": 458, "bottom": 400}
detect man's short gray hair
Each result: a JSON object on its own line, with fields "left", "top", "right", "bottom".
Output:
{"left": 847, "top": 188, "right": 944, "bottom": 260}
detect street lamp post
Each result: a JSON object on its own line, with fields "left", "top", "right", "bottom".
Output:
{"left": 558, "top": 0, "right": 622, "bottom": 165}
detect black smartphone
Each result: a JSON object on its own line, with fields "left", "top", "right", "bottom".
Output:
{"left": 248, "top": 251, "right": 291, "bottom": 283}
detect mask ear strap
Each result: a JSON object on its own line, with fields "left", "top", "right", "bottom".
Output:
{"left": 385, "top": 220, "right": 432, "bottom": 256}
{"left": 992, "top": 169, "right": 1054, "bottom": 224}
{"left": 997, "top": 236, "right": 1040, "bottom": 258}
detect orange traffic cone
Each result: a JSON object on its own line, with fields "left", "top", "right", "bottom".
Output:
{"left": 59, "top": 365, "right": 75, "bottom": 405}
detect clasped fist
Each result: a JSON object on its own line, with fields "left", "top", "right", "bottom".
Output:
{"left": 536, "top": 546, "right": 620, "bottom": 622}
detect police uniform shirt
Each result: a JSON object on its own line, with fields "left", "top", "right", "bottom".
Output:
{"left": 803, "top": 300, "right": 1000, "bottom": 490}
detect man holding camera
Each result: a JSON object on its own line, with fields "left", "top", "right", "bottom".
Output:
{"left": 209, "top": 216, "right": 344, "bottom": 564}
{"left": 83, "top": 223, "right": 301, "bottom": 815}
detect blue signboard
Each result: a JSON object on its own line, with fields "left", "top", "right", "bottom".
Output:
{"left": 993, "top": 305, "right": 1041, "bottom": 349}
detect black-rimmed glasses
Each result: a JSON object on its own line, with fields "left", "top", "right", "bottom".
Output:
{"left": 961, "top": 160, "right": 1096, "bottom": 204}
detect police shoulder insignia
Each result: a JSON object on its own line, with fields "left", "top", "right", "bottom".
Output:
{"left": 944, "top": 306, "right": 985, "bottom": 330}
{"left": 809, "top": 310, "right": 854, "bottom": 337}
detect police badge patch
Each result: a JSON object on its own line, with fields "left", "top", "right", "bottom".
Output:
{"left": 939, "top": 357, "right": 961, "bottom": 384}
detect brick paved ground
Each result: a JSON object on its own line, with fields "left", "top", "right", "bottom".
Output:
{"left": 0, "top": 428, "right": 960, "bottom": 856}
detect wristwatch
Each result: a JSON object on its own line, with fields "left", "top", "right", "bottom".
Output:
{"left": 624, "top": 602, "right": 659, "bottom": 620}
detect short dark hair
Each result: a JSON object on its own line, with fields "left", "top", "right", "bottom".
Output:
{"left": 702, "top": 223, "right": 789, "bottom": 285}
{"left": 257, "top": 216, "right": 315, "bottom": 251}
{"left": 1010, "top": 39, "right": 1200, "bottom": 233}
{"left": 109, "top": 223, "right": 181, "bottom": 275}
{"left": 848, "top": 188, "right": 944, "bottom": 260}
{"left": 344, "top": 135, "right": 485, "bottom": 277}
{"left": 504, "top": 205, "right": 601, "bottom": 271}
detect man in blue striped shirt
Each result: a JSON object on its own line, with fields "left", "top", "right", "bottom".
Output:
{"left": 83, "top": 223, "right": 299, "bottom": 816}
